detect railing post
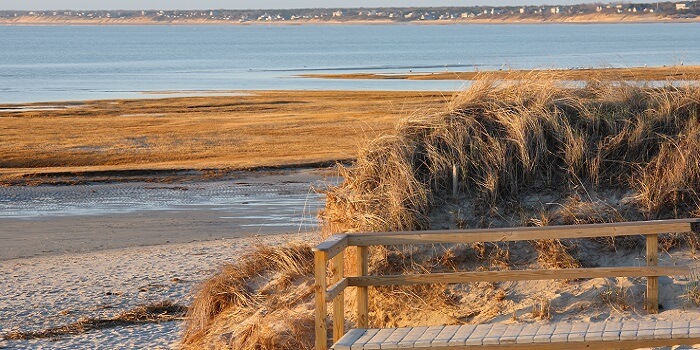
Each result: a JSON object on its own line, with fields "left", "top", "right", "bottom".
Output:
{"left": 646, "top": 233, "right": 659, "bottom": 313}
{"left": 331, "top": 250, "right": 345, "bottom": 343}
{"left": 315, "top": 251, "right": 328, "bottom": 350}
{"left": 356, "top": 246, "right": 369, "bottom": 328}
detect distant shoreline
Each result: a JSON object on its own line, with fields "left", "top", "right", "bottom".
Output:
{"left": 303, "top": 65, "right": 700, "bottom": 81}
{"left": 1, "top": 14, "right": 699, "bottom": 26}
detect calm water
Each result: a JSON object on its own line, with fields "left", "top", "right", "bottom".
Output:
{"left": 1, "top": 23, "right": 699, "bottom": 102}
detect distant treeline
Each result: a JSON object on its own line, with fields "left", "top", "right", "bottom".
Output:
{"left": 0, "top": 1, "right": 698, "bottom": 22}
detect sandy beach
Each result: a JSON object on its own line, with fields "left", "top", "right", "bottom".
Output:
{"left": 0, "top": 231, "right": 319, "bottom": 349}
{"left": 0, "top": 167, "right": 328, "bottom": 348}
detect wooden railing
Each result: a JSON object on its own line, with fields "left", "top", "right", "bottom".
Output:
{"left": 313, "top": 218, "right": 700, "bottom": 350}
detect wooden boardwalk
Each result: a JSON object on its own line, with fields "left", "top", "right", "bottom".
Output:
{"left": 314, "top": 219, "right": 700, "bottom": 350}
{"left": 333, "top": 321, "right": 700, "bottom": 349}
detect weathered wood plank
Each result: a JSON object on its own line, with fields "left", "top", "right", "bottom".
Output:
{"left": 346, "top": 220, "right": 695, "bottom": 247}
{"left": 601, "top": 322, "right": 622, "bottom": 341}
{"left": 515, "top": 323, "right": 541, "bottom": 344}
{"left": 672, "top": 321, "right": 690, "bottom": 339}
{"left": 464, "top": 324, "right": 493, "bottom": 346}
{"left": 532, "top": 324, "right": 555, "bottom": 343}
{"left": 383, "top": 337, "right": 700, "bottom": 350}
{"left": 584, "top": 322, "right": 606, "bottom": 342}
{"left": 396, "top": 326, "right": 428, "bottom": 348}
{"left": 567, "top": 323, "right": 588, "bottom": 342}
{"left": 413, "top": 326, "right": 445, "bottom": 348}
{"left": 313, "top": 234, "right": 348, "bottom": 260}
{"left": 332, "top": 322, "right": 700, "bottom": 350}
{"left": 326, "top": 277, "right": 348, "bottom": 303}
{"left": 654, "top": 320, "right": 673, "bottom": 340}
{"left": 430, "top": 325, "right": 460, "bottom": 347}
{"left": 482, "top": 324, "right": 509, "bottom": 345}
{"left": 356, "top": 246, "right": 369, "bottom": 329}
{"left": 332, "top": 251, "right": 345, "bottom": 343}
{"left": 347, "top": 266, "right": 689, "bottom": 287}
{"left": 636, "top": 321, "right": 656, "bottom": 340}
{"left": 448, "top": 325, "right": 477, "bottom": 346}
{"left": 549, "top": 323, "right": 571, "bottom": 343}
{"left": 315, "top": 251, "right": 329, "bottom": 350}
{"left": 619, "top": 321, "right": 638, "bottom": 341}
{"left": 498, "top": 324, "right": 525, "bottom": 344}
{"left": 383, "top": 327, "right": 412, "bottom": 348}
{"left": 332, "top": 329, "right": 366, "bottom": 350}
{"left": 363, "top": 328, "right": 395, "bottom": 350}
{"left": 349, "top": 328, "right": 379, "bottom": 350}
{"left": 646, "top": 233, "right": 659, "bottom": 313}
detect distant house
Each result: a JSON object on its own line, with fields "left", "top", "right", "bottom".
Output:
{"left": 519, "top": 8, "right": 525, "bottom": 14}
{"left": 332, "top": 11, "right": 343, "bottom": 17}
{"left": 676, "top": 3, "right": 687, "bottom": 10}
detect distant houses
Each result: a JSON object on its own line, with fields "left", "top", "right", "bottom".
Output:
{"left": 0, "top": 1, "right": 697, "bottom": 23}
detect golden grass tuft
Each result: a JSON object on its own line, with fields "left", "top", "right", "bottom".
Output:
{"left": 322, "top": 76, "right": 700, "bottom": 233}
{"left": 318, "top": 75, "right": 700, "bottom": 335}
{"left": 180, "top": 243, "right": 315, "bottom": 350}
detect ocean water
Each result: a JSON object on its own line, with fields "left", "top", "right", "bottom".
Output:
{"left": 0, "top": 23, "right": 699, "bottom": 103}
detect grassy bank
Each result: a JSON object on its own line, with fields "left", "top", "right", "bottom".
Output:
{"left": 0, "top": 91, "right": 445, "bottom": 184}
{"left": 181, "top": 77, "right": 700, "bottom": 350}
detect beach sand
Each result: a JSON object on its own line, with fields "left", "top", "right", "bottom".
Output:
{"left": 0, "top": 231, "right": 319, "bottom": 349}
{"left": 0, "top": 167, "right": 329, "bottom": 348}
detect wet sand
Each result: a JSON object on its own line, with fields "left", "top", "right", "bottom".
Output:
{"left": 0, "top": 168, "right": 333, "bottom": 261}
{"left": 0, "top": 168, "right": 329, "bottom": 347}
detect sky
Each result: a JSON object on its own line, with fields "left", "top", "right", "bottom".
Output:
{"left": 0, "top": 0, "right": 616, "bottom": 11}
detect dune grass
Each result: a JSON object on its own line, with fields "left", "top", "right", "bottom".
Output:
{"left": 180, "top": 243, "right": 316, "bottom": 350}
{"left": 322, "top": 77, "right": 700, "bottom": 234}
{"left": 182, "top": 76, "right": 700, "bottom": 349}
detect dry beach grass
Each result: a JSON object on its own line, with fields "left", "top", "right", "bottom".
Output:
{"left": 181, "top": 76, "right": 700, "bottom": 349}
{"left": 0, "top": 90, "right": 446, "bottom": 184}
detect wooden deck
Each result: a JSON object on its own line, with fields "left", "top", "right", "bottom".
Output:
{"left": 332, "top": 321, "right": 700, "bottom": 349}
{"left": 315, "top": 219, "right": 700, "bottom": 350}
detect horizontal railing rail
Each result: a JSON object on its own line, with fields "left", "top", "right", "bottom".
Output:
{"left": 313, "top": 218, "right": 700, "bottom": 350}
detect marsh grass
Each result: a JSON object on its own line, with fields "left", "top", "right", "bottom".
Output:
{"left": 0, "top": 91, "right": 445, "bottom": 184}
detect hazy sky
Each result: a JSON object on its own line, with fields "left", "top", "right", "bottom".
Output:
{"left": 1, "top": 1, "right": 610, "bottom": 11}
